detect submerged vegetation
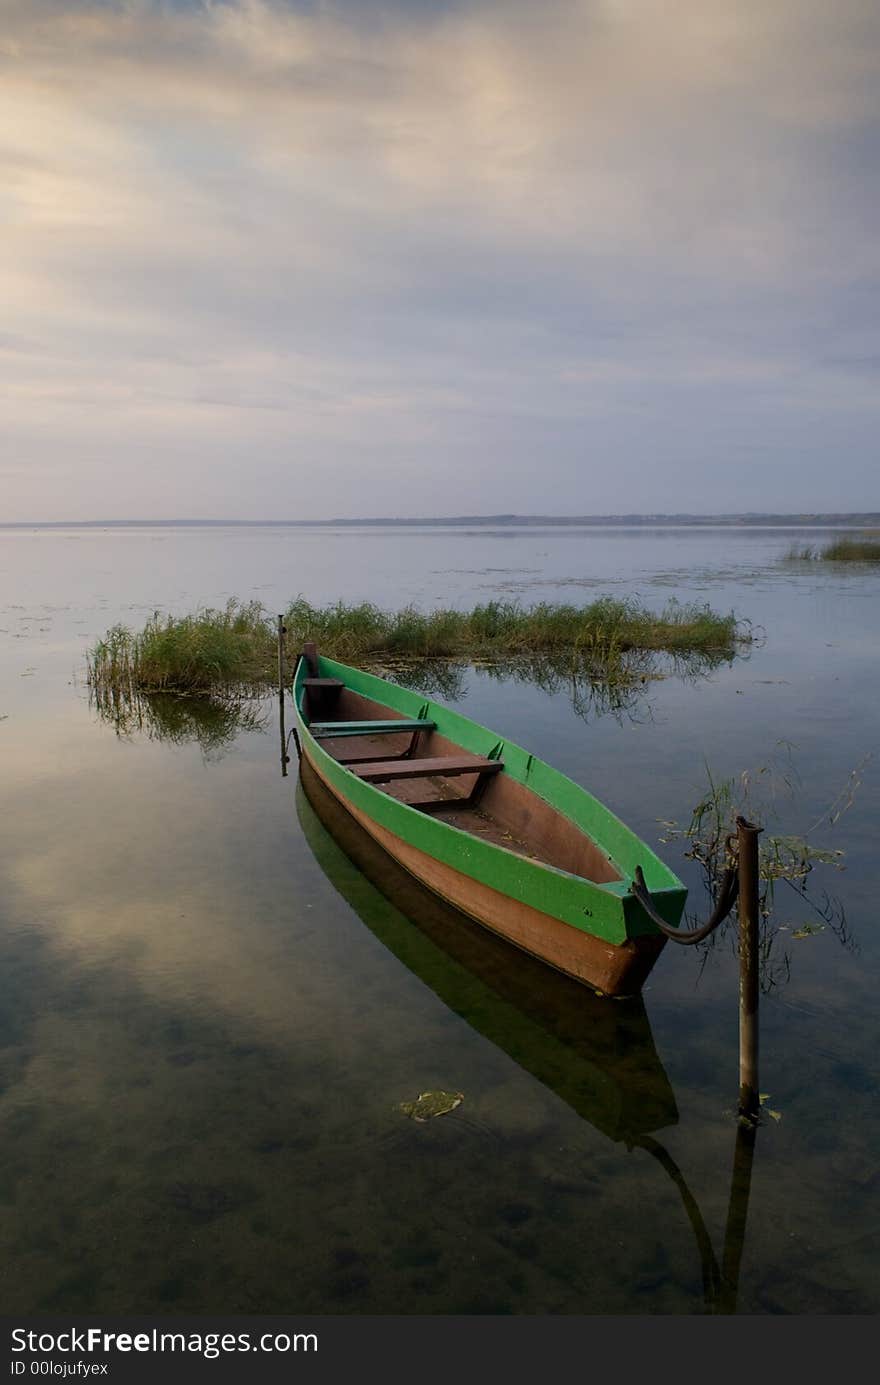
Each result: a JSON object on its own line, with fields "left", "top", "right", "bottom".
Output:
{"left": 784, "top": 536, "right": 880, "bottom": 563}
{"left": 659, "top": 747, "right": 865, "bottom": 992}
{"left": 88, "top": 596, "right": 748, "bottom": 700}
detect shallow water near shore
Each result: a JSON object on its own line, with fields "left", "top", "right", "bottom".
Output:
{"left": 1, "top": 523, "right": 878, "bottom": 1314}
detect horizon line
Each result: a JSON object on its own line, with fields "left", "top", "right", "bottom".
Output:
{"left": 2, "top": 511, "right": 880, "bottom": 529}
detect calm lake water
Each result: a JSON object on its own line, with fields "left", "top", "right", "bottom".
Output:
{"left": 1, "top": 523, "right": 878, "bottom": 1314}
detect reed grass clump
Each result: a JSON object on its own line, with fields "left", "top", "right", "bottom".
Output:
{"left": 88, "top": 599, "right": 275, "bottom": 695}
{"left": 783, "top": 542, "right": 819, "bottom": 561}
{"left": 283, "top": 595, "right": 742, "bottom": 660}
{"left": 88, "top": 595, "right": 746, "bottom": 698}
{"left": 784, "top": 536, "right": 880, "bottom": 562}
{"left": 820, "top": 537, "right": 880, "bottom": 561}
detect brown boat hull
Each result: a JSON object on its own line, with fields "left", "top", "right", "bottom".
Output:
{"left": 302, "top": 747, "right": 666, "bottom": 996}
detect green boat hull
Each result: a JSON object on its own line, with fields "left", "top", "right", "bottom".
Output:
{"left": 294, "top": 655, "right": 687, "bottom": 994}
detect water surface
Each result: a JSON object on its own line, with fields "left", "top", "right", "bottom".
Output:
{"left": 1, "top": 524, "right": 877, "bottom": 1313}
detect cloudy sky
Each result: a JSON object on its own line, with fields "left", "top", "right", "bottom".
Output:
{"left": 3, "top": 0, "right": 879, "bottom": 520}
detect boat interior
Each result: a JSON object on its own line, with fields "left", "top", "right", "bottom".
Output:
{"left": 303, "top": 675, "right": 622, "bottom": 886}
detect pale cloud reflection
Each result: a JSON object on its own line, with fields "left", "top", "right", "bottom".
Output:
{"left": 2, "top": 705, "right": 377, "bottom": 1052}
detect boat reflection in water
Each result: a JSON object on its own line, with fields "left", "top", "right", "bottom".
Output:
{"left": 296, "top": 756, "right": 677, "bottom": 1147}
{"left": 296, "top": 752, "right": 758, "bottom": 1312}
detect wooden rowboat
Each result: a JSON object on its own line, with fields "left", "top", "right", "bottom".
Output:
{"left": 293, "top": 646, "right": 687, "bottom": 996}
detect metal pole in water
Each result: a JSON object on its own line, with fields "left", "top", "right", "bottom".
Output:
{"left": 277, "top": 615, "right": 289, "bottom": 778}
{"left": 736, "top": 815, "right": 762, "bottom": 1120}
{"left": 277, "top": 614, "right": 287, "bottom": 700}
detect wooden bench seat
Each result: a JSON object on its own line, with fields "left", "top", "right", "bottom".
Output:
{"left": 351, "top": 754, "right": 504, "bottom": 783}
{"left": 303, "top": 678, "right": 345, "bottom": 690}
{"left": 310, "top": 718, "right": 436, "bottom": 739}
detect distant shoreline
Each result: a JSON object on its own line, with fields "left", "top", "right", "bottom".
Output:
{"left": 2, "top": 513, "right": 879, "bottom": 530}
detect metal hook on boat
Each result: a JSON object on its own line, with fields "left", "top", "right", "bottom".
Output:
{"left": 632, "top": 815, "right": 760, "bottom": 950}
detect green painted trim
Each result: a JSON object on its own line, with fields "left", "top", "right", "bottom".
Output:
{"left": 294, "top": 655, "right": 687, "bottom": 944}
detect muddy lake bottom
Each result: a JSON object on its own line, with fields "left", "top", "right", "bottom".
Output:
{"left": 1, "top": 523, "right": 878, "bottom": 1314}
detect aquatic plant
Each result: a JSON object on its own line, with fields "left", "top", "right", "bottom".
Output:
{"left": 820, "top": 537, "right": 880, "bottom": 561}
{"left": 283, "top": 595, "right": 745, "bottom": 660}
{"left": 784, "top": 536, "right": 880, "bottom": 562}
{"left": 783, "top": 542, "right": 818, "bottom": 561}
{"left": 88, "top": 595, "right": 749, "bottom": 699}
{"left": 658, "top": 746, "right": 865, "bottom": 992}
{"left": 88, "top": 599, "right": 276, "bottom": 695}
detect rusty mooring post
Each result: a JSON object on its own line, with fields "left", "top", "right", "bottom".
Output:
{"left": 736, "top": 815, "right": 762, "bottom": 1119}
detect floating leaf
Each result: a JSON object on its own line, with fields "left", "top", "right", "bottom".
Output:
{"left": 399, "top": 1090, "right": 463, "bottom": 1122}
{"left": 792, "top": 924, "right": 825, "bottom": 939}
{"left": 758, "top": 1094, "right": 782, "bottom": 1121}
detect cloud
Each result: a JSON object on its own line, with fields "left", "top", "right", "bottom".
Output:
{"left": 2, "top": 0, "right": 880, "bottom": 517}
